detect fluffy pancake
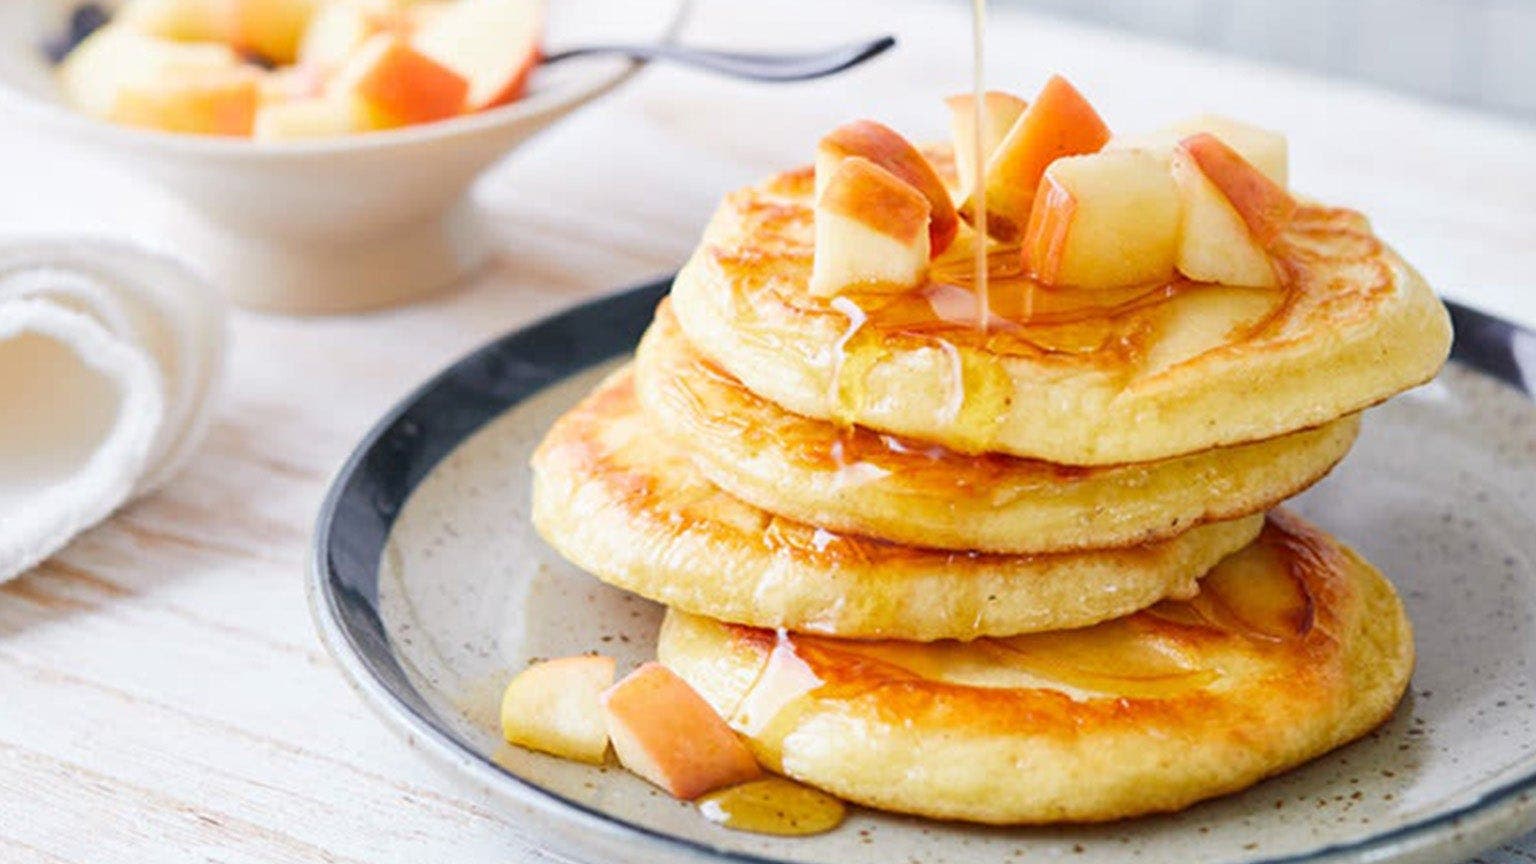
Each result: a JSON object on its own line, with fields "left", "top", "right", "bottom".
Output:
{"left": 531, "top": 367, "right": 1263, "bottom": 640}
{"left": 659, "top": 510, "right": 1414, "bottom": 824}
{"left": 668, "top": 148, "right": 1451, "bottom": 465}
{"left": 636, "top": 299, "right": 1359, "bottom": 554}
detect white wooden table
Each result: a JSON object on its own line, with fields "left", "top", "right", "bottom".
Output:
{"left": 2, "top": 1, "right": 1535, "bottom": 861}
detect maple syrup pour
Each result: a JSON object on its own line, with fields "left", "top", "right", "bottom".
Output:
{"left": 697, "top": 776, "right": 847, "bottom": 836}
{"left": 969, "top": 0, "right": 989, "bottom": 330}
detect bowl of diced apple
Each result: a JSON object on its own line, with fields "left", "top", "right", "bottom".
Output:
{"left": 0, "top": 0, "right": 686, "bottom": 313}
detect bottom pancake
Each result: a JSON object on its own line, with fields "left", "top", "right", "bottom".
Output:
{"left": 658, "top": 511, "right": 1414, "bottom": 824}
{"left": 531, "top": 367, "right": 1262, "bottom": 640}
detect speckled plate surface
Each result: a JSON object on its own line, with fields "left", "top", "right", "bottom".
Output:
{"left": 309, "top": 278, "right": 1536, "bottom": 864}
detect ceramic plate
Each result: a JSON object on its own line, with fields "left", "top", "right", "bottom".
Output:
{"left": 309, "top": 278, "right": 1536, "bottom": 864}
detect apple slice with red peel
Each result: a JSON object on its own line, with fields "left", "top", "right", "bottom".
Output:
{"left": 945, "top": 90, "right": 1027, "bottom": 200}
{"left": 816, "top": 120, "right": 958, "bottom": 256}
{"left": 601, "top": 662, "right": 761, "bottom": 799}
{"left": 500, "top": 655, "right": 616, "bottom": 765}
{"left": 810, "top": 156, "right": 932, "bottom": 297}
{"left": 1021, "top": 149, "right": 1180, "bottom": 289}
{"left": 1178, "top": 133, "right": 1297, "bottom": 248}
{"left": 411, "top": 0, "right": 544, "bottom": 111}
{"left": 960, "top": 74, "right": 1111, "bottom": 242}
{"left": 1169, "top": 137, "right": 1286, "bottom": 287}
{"left": 331, "top": 34, "right": 469, "bottom": 129}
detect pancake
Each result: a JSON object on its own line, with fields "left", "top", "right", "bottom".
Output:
{"left": 668, "top": 147, "right": 1451, "bottom": 465}
{"left": 636, "top": 299, "right": 1359, "bottom": 554}
{"left": 658, "top": 510, "right": 1414, "bottom": 824}
{"left": 531, "top": 367, "right": 1263, "bottom": 640}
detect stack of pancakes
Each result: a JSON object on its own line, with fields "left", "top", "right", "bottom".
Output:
{"left": 531, "top": 142, "right": 1452, "bottom": 822}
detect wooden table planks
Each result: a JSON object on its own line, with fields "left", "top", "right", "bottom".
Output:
{"left": 2, "top": 1, "right": 1535, "bottom": 860}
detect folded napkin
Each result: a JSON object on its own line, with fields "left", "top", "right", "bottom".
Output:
{"left": 0, "top": 238, "right": 226, "bottom": 583}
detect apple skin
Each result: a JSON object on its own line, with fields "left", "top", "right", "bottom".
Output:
{"left": 960, "top": 74, "right": 1111, "bottom": 242}
{"left": 411, "top": 0, "right": 544, "bottom": 111}
{"left": 1020, "top": 149, "right": 1180, "bottom": 290}
{"left": 600, "top": 662, "right": 761, "bottom": 800}
{"left": 1169, "top": 145, "right": 1278, "bottom": 287}
{"left": 331, "top": 34, "right": 469, "bottom": 129}
{"left": 810, "top": 156, "right": 932, "bottom": 297}
{"left": 500, "top": 655, "right": 616, "bottom": 765}
{"left": 945, "top": 90, "right": 1028, "bottom": 199}
{"left": 816, "top": 119, "right": 958, "bottom": 256}
{"left": 1177, "top": 132, "right": 1297, "bottom": 248}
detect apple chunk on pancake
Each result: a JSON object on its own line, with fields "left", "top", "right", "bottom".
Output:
{"left": 815, "top": 120, "right": 958, "bottom": 255}
{"left": 1172, "top": 132, "right": 1298, "bottom": 287}
{"left": 959, "top": 74, "right": 1111, "bottom": 242}
{"left": 1021, "top": 149, "right": 1180, "bottom": 290}
{"left": 809, "top": 157, "right": 932, "bottom": 297}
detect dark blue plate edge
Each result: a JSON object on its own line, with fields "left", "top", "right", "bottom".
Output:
{"left": 310, "top": 282, "right": 1536, "bottom": 864}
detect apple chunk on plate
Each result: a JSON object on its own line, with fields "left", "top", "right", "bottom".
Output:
{"left": 331, "top": 34, "right": 469, "bottom": 129}
{"left": 1021, "top": 149, "right": 1180, "bottom": 290}
{"left": 601, "top": 662, "right": 761, "bottom": 799}
{"left": 500, "top": 655, "right": 615, "bottom": 765}
{"left": 816, "top": 120, "right": 958, "bottom": 255}
{"left": 1172, "top": 133, "right": 1298, "bottom": 288}
{"left": 810, "top": 156, "right": 932, "bottom": 297}
{"left": 961, "top": 74, "right": 1111, "bottom": 242}
{"left": 412, "top": 0, "right": 545, "bottom": 111}
{"left": 945, "top": 90, "right": 1027, "bottom": 199}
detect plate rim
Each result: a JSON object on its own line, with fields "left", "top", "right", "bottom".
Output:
{"left": 307, "top": 278, "right": 1536, "bottom": 864}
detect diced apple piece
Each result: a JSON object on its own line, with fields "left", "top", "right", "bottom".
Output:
{"left": 112, "top": 68, "right": 259, "bottom": 136}
{"left": 1021, "top": 150, "right": 1179, "bottom": 290}
{"left": 230, "top": 0, "right": 320, "bottom": 64}
{"left": 945, "top": 90, "right": 1027, "bottom": 199}
{"left": 810, "top": 156, "right": 932, "bottom": 297}
{"left": 1109, "top": 114, "right": 1287, "bottom": 187}
{"left": 298, "top": 3, "right": 376, "bottom": 72}
{"left": 1180, "top": 133, "right": 1297, "bottom": 248}
{"left": 117, "top": 0, "right": 319, "bottom": 64}
{"left": 1170, "top": 134, "right": 1297, "bottom": 287}
{"left": 1169, "top": 147, "right": 1278, "bottom": 287}
{"left": 500, "top": 655, "right": 616, "bottom": 765}
{"left": 331, "top": 34, "right": 468, "bottom": 129}
{"left": 114, "top": 0, "right": 233, "bottom": 43}
{"left": 960, "top": 74, "right": 1110, "bottom": 242}
{"left": 815, "top": 119, "right": 959, "bottom": 255}
{"left": 600, "top": 662, "right": 761, "bottom": 799}
{"left": 411, "top": 0, "right": 544, "bottom": 111}
{"left": 58, "top": 26, "right": 244, "bottom": 120}
{"left": 254, "top": 97, "right": 360, "bottom": 140}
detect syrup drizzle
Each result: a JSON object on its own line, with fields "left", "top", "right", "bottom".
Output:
{"left": 970, "top": 0, "right": 990, "bottom": 330}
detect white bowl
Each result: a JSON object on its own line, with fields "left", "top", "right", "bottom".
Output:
{"left": 0, "top": 0, "right": 687, "bottom": 314}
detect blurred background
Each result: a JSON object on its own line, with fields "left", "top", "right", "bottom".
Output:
{"left": 1009, "top": 0, "right": 1536, "bottom": 120}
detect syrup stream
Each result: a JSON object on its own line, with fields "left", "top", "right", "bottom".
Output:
{"left": 970, "top": 0, "right": 989, "bottom": 332}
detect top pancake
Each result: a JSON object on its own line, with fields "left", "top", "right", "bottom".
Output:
{"left": 669, "top": 147, "right": 1452, "bottom": 465}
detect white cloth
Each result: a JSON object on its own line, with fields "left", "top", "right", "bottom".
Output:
{"left": 0, "top": 238, "right": 226, "bottom": 582}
